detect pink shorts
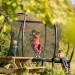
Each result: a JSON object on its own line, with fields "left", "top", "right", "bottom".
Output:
{"left": 32, "top": 44, "right": 41, "bottom": 53}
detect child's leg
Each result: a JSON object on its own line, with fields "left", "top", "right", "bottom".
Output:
{"left": 34, "top": 45, "right": 39, "bottom": 52}
{"left": 62, "top": 58, "right": 66, "bottom": 67}
{"left": 33, "top": 44, "right": 41, "bottom": 58}
{"left": 34, "top": 52, "right": 38, "bottom": 57}
{"left": 60, "top": 59, "right": 63, "bottom": 67}
{"left": 32, "top": 44, "right": 38, "bottom": 57}
{"left": 34, "top": 45, "right": 41, "bottom": 53}
{"left": 64, "top": 57, "right": 68, "bottom": 67}
{"left": 61, "top": 58, "right": 67, "bottom": 72}
{"left": 38, "top": 44, "right": 41, "bottom": 50}
{"left": 37, "top": 52, "right": 40, "bottom": 58}
{"left": 34, "top": 52, "right": 40, "bottom": 58}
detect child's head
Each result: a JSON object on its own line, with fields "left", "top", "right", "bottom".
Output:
{"left": 13, "top": 40, "right": 17, "bottom": 45}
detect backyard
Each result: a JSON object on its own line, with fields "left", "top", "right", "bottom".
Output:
{"left": 0, "top": 0, "right": 75, "bottom": 75}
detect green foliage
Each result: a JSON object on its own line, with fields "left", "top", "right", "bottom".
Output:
{"left": 40, "top": 67, "right": 64, "bottom": 75}
{"left": 40, "top": 69, "right": 52, "bottom": 75}
{"left": 0, "top": 22, "right": 11, "bottom": 56}
{"left": 0, "top": 15, "right": 4, "bottom": 25}
{"left": 0, "top": 0, "right": 74, "bottom": 24}
{"left": 59, "top": 17, "right": 75, "bottom": 60}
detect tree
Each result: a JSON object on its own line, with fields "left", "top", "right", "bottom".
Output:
{"left": 0, "top": 0, "right": 74, "bottom": 24}
{"left": 0, "top": 17, "right": 10, "bottom": 55}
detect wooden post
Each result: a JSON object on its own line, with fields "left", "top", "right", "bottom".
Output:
{"left": 17, "top": 23, "right": 22, "bottom": 56}
{"left": 22, "top": 14, "right": 26, "bottom": 57}
{"left": 52, "top": 58, "right": 54, "bottom": 75}
{"left": 52, "top": 25, "right": 57, "bottom": 75}
{"left": 41, "top": 61, "right": 44, "bottom": 66}
{"left": 43, "top": 24, "right": 47, "bottom": 58}
{"left": 54, "top": 25, "right": 57, "bottom": 58}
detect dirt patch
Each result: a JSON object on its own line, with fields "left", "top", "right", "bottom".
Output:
{"left": 70, "top": 62, "right": 75, "bottom": 74}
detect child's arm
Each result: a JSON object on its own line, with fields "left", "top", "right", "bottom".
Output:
{"left": 34, "top": 35, "right": 39, "bottom": 39}
{"left": 58, "top": 53, "right": 60, "bottom": 58}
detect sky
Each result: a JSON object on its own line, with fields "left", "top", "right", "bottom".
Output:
{"left": 71, "top": 0, "right": 75, "bottom": 4}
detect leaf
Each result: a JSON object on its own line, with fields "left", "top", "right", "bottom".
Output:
{"left": 3, "top": 23, "right": 10, "bottom": 33}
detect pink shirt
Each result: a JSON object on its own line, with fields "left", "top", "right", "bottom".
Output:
{"left": 33, "top": 34, "right": 40, "bottom": 45}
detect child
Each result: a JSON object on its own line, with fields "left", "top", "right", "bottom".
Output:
{"left": 31, "top": 30, "right": 41, "bottom": 58}
{"left": 58, "top": 50, "right": 68, "bottom": 72}
{"left": 5, "top": 40, "right": 17, "bottom": 68}
{"left": 11, "top": 40, "right": 17, "bottom": 56}
{"left": 7, "top": 40, "right": 18, "bottom": 56}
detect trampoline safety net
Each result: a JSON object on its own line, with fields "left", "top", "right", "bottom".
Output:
{"left": 10, "top": 14, "right": 59, "bottom": 58}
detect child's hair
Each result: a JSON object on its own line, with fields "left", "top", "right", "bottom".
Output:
{"left": 59, "top": 50, "right": 62, "bottom": 53}
{"left": 32, "top": 30, "right": 36, "bottom": 33}
{"left": 32, "top": 30, "right": 40, "bottom": 35}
